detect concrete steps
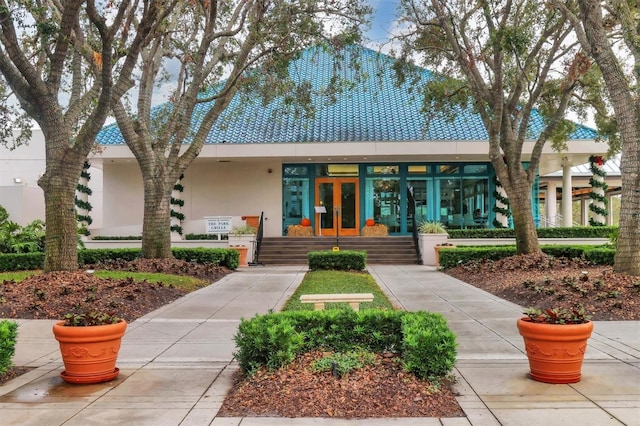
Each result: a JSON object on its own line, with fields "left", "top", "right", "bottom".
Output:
{"left": 256, "top": 236, "right": 419, "bottom": 265}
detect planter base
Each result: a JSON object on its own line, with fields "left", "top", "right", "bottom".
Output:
{"left": 61, "top": 367, "right": 120, "bottom": 384}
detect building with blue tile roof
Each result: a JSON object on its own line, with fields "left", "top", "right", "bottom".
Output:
{"left": 1, "top": 46, "right": 608, "bottom": 237}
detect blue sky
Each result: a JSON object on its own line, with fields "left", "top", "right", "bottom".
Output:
{"left": 366, "top": 0, "right": 400, "bottom": 49}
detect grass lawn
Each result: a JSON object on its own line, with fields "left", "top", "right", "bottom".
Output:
{"left": 0, "top": 270, "right": 208, "bottom": 292}
{"left": 282, "top": 270, "right": 396, "bottom": 311}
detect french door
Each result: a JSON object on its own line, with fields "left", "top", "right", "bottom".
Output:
{"left": 315, "top": 178, "right": 359, "bottom": 236}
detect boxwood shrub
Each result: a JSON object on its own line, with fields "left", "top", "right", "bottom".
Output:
{"left": 0, "top": 247, "right": 239, "bottom": 271}
{"left": 307, "top": 250, "right": 367, "bottom": 271}
{"left": 438, "top": 245, "right": 616, "bottom": 268}
{"left": 233, "top": 309, "right": 457, "bottom": 381}
{"left": 0, "top": 320, "right": 18, "bottom": 376}
{"left": 448, "top": 226, "right": 617, "bottom": 239}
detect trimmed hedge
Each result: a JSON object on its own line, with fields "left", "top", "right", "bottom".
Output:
{"left": 0, "top": 248, "right": 239, "bottom": 271}
{"left": 0, "top": 320, "right": 18, "bottom": 376}
{"left": 448, "top": 226, "right": 617, "bottom": 239}
{"left": 0, "top": 252, "right": 44, "bottom": 272}
{"left": 308, "top": 250, "right": 367, "bottom": 271}
{"left": 233, "top": 309, "right": 457, "bottom": 381}
{"left": 438, "top": 245, "right": 616, "bottom": 268}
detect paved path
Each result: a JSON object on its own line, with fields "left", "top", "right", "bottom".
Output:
{"left": 1, "top": 265, "right": 639, "bottom": 425}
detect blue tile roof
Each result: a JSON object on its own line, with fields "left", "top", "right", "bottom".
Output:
{"left": 96, "top": 45, "right": 598, "bottom": 145}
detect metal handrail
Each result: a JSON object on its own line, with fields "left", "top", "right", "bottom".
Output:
{"left": 407, "top": 187, "right": 422, "bottom": 264}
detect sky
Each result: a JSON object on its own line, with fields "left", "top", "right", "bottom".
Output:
{"left": 366, "top": 0, "right": 400, "bottom": 50}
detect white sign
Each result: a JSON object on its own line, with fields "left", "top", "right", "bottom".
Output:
{"left": 204, "top": 216, "right": 232, "bottom": 234}
{"left": 314, "top": 206, "right": 327, "bottom": 214}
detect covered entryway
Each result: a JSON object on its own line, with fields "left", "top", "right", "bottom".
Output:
{"left": 315, "top": 177, "right": 359, "bottom": 236}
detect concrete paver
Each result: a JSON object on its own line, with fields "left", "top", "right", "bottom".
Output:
{"left": 1, "top": 264, "right": 638, "bottom": 425}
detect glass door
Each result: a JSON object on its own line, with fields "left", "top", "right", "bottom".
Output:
{"left": 316, "top": 178, "right": 359, "bottom": 236}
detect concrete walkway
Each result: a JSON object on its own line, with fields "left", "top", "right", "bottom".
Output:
{"left": 1, "top": 265, "right": 638, "bottom": 425}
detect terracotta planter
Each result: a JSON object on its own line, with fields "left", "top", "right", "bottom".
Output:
{"left": 517, "top": 317, "right": 593, "bottom": 384}
{"left": 52, "top": 320, "right": 127, "bottom": 384}
{"left": 231, "top": 246, "right": 249, "bottom": 267}
{"left": 300, "top": 217, "right": 311, "bottom": 227}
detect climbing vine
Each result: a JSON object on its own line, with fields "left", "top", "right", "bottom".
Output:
{"left": 75, "top": 161, "right": 93, "bottom": 236}
{"left": 588, "top": 155, "right": 608, "bottom": 226}
{"left": 170, "top": 174, "right": 185, "bottom": 235}
{"left": 492, "top": 175, "right": 511, "bottom": 228}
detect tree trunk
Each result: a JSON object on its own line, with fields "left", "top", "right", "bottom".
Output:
{"left": 40, "top": 136, "right": 85, "bottom": 272}
{"left": 140, "top": 174, "right": 174, "bottom": 259}
{"left": 577, "top": 0, "right": 640, "bottom": 275}
{"left": 499, "top": 168, "right": 541, "bottom": 254}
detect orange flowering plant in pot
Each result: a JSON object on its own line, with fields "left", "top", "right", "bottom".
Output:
{"left": 516, "top": 305, "right": 593, "bottom": 384}
{"left": 52, "top": 311, "right": 127, "bottom": 384}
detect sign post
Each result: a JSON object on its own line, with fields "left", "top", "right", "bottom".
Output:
{"left": 204, "top": 216, "right": 232, "bottom": 238}
{"left": 314, "top": 206, "right": 326, "bottom": 236}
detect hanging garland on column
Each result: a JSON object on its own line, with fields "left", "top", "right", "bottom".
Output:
{"left": 170, "top": 174, "right": 185, "bottom": 235}
{"left": 492, "top": 175, "right": 511, "bottom": 228}
{"left": 588, "top": 155, "right": 608, "bottom": 226}
{"left": 75, "top": 161, "right": 93, "bottom": 236}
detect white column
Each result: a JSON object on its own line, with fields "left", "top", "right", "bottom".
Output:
{"left": 546, "top": 182, "right": 557, "bottom": 227}
{"left": 495, "top": 185, "right": 509, "bottom": 228}
{"left": 562, "top": 159, "right": 573, "bottom": 227}
{"left": 591, "top": 161, "right": 606, "bottom": 225}
{"left": 581, "top": 199, "right": 590, "bottom": 226}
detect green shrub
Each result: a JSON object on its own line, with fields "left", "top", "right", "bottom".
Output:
{"left": 0, "top": 253, "right": 44, "bottom": 272}
{"left": 91, "top": 235, "right": 143, "bottom": 240}
{"left": 185, "top": 233, "right": 228, "bottom": 240}
{"left": 311, "top": 349, "right": 377, "bottom": 378}
{"left": 233, "top": 310, "right": 457, "bottom": 381}
{"left": 401, "top": 312, "right": 457, "bottom": 380}
{"left": 233, "top": 314, "right": 305, "bottom": 375}
{"left": 308, "top": 250, "right": 366, "bottom": 271}
{"left": 0, "top": 320, "right": 18, "bottom": 375}
{"left": 438, "top": 245, "right": 616, "bottom": 268}
{"left": 448, "top": 226, "right": 617, "bottom": 239}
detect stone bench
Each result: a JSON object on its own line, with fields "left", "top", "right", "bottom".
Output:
{"left": 299, "top": 293, "right": 374, "bottom": 312}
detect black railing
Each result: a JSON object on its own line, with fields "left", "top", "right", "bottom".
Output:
{"left": 407, "top": 187, "right": 422, "bottom": 264}
{"left": 249, "top": 211, "right": 264, "bottom": 266}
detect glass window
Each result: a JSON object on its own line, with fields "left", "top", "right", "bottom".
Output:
{"left": 464, "top": 165, "right": 487, "bottom": 174}
{"left": 462, "top": 178, "right": 489, "bottom": 228}
{"left": 283, "top": 166, "right": 308, "bottom": 176}
{"left": 365, "top": 178, "right": 400, "bottom": 233}
{"left": 407, "top": 179, "right": 432, "bottom": 232}
{"left": 439, "top": 165, "right": 460, "bottom": 174}
{"left": 316, "top": 164, "right": 359, "bottom": 176}
{"left": 438, "top": 179, "right": 462, "bottom": 228}
{"left": 283, "top": 178, "right": 310, "bottom": 230}
{"left": 408, "top": 165, "right": 430, "bottom": 174}
{"left": 366, "top": 165, "right": 399, "bottom": 175}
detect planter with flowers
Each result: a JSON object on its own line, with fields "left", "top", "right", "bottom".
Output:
{"left": 228, "top": 224, "right": 256, "bottom": 266}
{"left": 417, "top": 221, "right": 449, "bottom": 266}
{"left": 517, "top": 306, "right": 593, "bottom": 384}
{"left": 52, "top": 311, "right": 127, "bottom": 384}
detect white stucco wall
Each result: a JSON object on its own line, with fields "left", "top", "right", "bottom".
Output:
{"left": 99, "top": 159, "right": 283, "bottom": 237}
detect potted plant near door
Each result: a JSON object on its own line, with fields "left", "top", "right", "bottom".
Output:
{"left": 417, "top": 221, "right": 449, "bottom": 266}
{"left": 52, "top": 311, "right": 127, "bottom": 384}
{"left": 228, "top": 224, "right": 257, "bottom": 266}
{"left": 517, "top": 306, "right": 593, "bottom": 384}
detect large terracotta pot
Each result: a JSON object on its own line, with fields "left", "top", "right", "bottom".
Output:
{"left": 516, "top": 317, "right": 593, "bottom": 384}
{"left": 52, "top": 320, "right": 127, "bottom": 384}
{"left": 231, "top": 246, "right": 249, "bottom": 267}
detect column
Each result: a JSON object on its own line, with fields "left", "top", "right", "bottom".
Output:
{"left": 562, "top": 159, "right": 573, "bottom": 227}
{"left": 546, "top": 182, "right": 557, "bottom": 227}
